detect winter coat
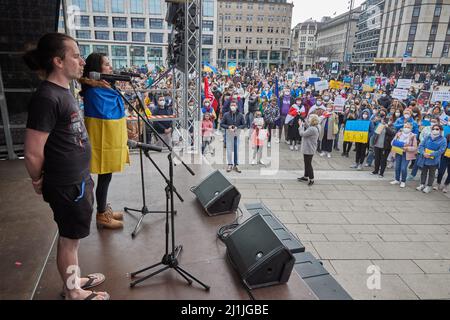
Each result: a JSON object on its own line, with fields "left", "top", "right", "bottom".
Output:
{"left": 299, "top": 124, "right": 320, "bottom": 155}
{"left": 418, "top": 134, "right": 447, "bottom": 167}
{"left": 319, "top": 113, "right": 339, "bottom": 141}
{"left": 391, "top": 131, "right": 418, "bottom": 161}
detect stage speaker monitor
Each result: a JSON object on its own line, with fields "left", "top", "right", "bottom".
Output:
{"left": 224, "top": 214, "right": 295, "bottom": 290}
{"left": 190, "top": 170, "right": 241, "bottom": 216}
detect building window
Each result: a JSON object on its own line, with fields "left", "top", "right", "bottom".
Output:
{"left": 256, "top": 38, "right": 262, "bottom": 44}
{"left": 148, "top": 0, "right": 161, "bottom": 14}
{"left": 268, "top": 27, "right": 273, "bottom": 33}
{"left": 202, "top": 35, "right": 213, "bottom": 45}
{"left": 258, "top": 4, "right": 264, "bottom": 10}
{"left": 247, "top": 15, "right": 253, "bottom": 22}
{"left": 430, "top": 24, "right": 438, "bottom": 36}
{"left": 130, "top": 46, "right": 145, "bottom": 57}
{"left": 257, "top": 27, "right": 263, "bottom": 33}
{"left": 247, "top": 4, "right": 253, "bottom": 10}
{"left": 228, "top": 50, "right": 236, "bottom": 60}
{"left": 92, "top": 0, "right": 105, "bottom": 12}
{"left": 426, "top": 43, "right": 434, "bottom": 57}
{"left": 150, "top": 33, "right": 164, "bottom": 43}
{"left": 225, "top": 25, "right": 231, "bottom": 32}
{"left": 132, "top": 32, "right": 146, "bottom": 42}
{"left": 203, "top": 0, "right": 214, "bottom": 17}
{"left": 246, "top": 37, "right": 252, "bottom": 44}
{"left": 447, "top": 24, "right": 450, "bottom": 35}
{"left": 405, "top": 42, "right": 414, "bottom": 55}
{"left": 409, "top": 24, "right": 417, "bottom": 36}
{"left": 95, "top": 31, "right": 109, "bottom": 40}
{"left": 281, "top": 28, "right": 285, "bottom": 34}
{"left": 434, "top": 5, "right": 442, "bottom": 17}
{"left": 113, "top": 31, "right": 128, "bottom": 41}
{"left": 203, "top": 20, "right": 214, "bottom": 32}
{"left": 112, "top": 45, "right": 127, "bottom": 57}
{"left": 94, "top": 16, "right": 108, "bottom": 27}
{"left": 113, "top": 17, "right": 127, "bottom": 28}
{"left": 112, "top": 59, "right": 127, "bottom": 69}
{"left": 224, "top": 36, "right": 231, "bottom": 44}
{"left": 111, "top": 0, "right": 125, "bottom": 13}
{"left": 72, "top": 0, "right": 86, "bottom": 12}
{"left": 75, "top": 15, "right": 90, "bottom": 27}
{"left": 202, "top": 49, "right": 211, "bottom": 63}
{"left": 148, "top": 47, "right": 162, "bottom": 58}
{"left": 130, "top": 0, "right": 143, "bottom": 14}
{"left": 149, "top": 18, "right": 163, "bottom": 29}
{"left": 131, "top": 18, "right": 145, "bottom": 29}
{"left": 280, "top": 39, "right": 284, "bottom": 46}
{"left": 236, "top": 3, "right": 242, "bottom": 9}
{"left": 412, "top": 6, "right": 420, "bottom": 17}
{"left": 236, "top": 14, "right": 242, "bottom": 21}
{"left": 79, "top": 44, "right": 90, "bottom": 58}
{"left": 246, "top": 26, "right": 253, "bottom": 32}
{"left": 267, "top": 38, "right": 273, "bottom": 45}
{"left": 76, "top": 30, "right": 91, "bottom": 39}
{"left": 93, "top": 45, "right": 108, "bottom": 55}
{"left": 235, "top": 26, "right": 241, "bottom": 32}
{"left": 257, "top": 15, "right": 264, "bottom": 22}
{"left": 442, "top": 42, "right": 450, "bottom": 57}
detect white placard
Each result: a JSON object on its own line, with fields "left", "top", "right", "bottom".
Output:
{"left": 303, "top": 71, "right": 311, "bottom": 79}
{"left": 392, "top": 88, "right": 408, "bottom": 100}
{"left": 314, "top": 80, "right": 329, "bottom": 92}
{"left": 334, "top": 95, "right": 346, "bottom": 107}
{"left": 431, "top": 90, "right": 450, "bottom": 103}
{"left": 397, "top": 79, "right": 412, "bottom": 89}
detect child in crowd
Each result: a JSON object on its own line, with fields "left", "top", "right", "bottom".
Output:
{"left": 201, "top": 112, "right": 214, "bottom": 155}
{"left": 251, "top": 111, "right": 268, "bottom": 165}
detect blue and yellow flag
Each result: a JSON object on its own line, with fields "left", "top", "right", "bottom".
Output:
{"left": 227, "top": 62, "right": 237, "bottom": 76}
{"left": 83, "top": 88, "right": 130, "bottom": 174}
{"left": 203, "top": 62, "right": 218, "bottom": 74}
{"left": 343, "top": 120, "right": 370, "bottom": 143}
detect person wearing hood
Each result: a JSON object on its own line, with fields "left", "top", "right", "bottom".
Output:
{"left": 416, "top": 124, "right": 447, "bottom": 193}
{"left": 394, "top": 109, "right": 419, "bottom": 136}
{"left": 350, "top": 108, "right": 374, "bottom": 170}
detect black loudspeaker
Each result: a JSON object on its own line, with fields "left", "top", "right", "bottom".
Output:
{"left": 191, "top": 170, "right": 241, "bottom": 216}
{"left": 224, "top": 214, "right": 295, "bottom": 289}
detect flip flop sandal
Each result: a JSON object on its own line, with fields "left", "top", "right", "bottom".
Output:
{"left": 84, "top": 291, "right": 110, "bottom": 300}
{"left": 60, "top": 273, "right": 106, "bottom": 298}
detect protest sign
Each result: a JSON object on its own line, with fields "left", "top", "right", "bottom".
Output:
{"left": 392, "top": 88, "right": 408, "bottom": 100}
{"left": 396, "top": 79, "right": 412, "bottom": 89}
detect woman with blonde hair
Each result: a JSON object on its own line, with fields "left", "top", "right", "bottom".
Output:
{"left": 297, "top": 114, "right": 321, "bottom": 186}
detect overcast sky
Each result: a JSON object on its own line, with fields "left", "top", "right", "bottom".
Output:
{"left": 291, "top": 0, "right": 365, "bottom": 28}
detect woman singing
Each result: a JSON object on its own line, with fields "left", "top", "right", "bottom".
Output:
{"left": 79, "top": 53, "right": 129, "bottom": 229}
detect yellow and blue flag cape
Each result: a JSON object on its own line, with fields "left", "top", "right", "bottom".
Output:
{"left": 83, "top": 88, "right": 130, "bottom": 174}
{"left": 343, "top": 120, "right": 370, "bottom": 143}
{"left": 203, "top": 62, "right": 218, "bottom": 74}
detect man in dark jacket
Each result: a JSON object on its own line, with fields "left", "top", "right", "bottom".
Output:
{"left": 221, "top": 101, "right": 246, "bottom": 173}
{"left": 377, "top": 93, "right": 392, "bottom": 109}
{"left": 152, "top": 95, "right": 173, "bottom": 147}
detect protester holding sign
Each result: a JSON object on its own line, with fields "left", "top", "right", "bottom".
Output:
{"left": 371, "top": 111, "right": 395, "bottom": 178}
{"left": 349, "top": 110, "right": 373, "bottom": 170}
{"left": 390, "top": 123, "right": 418, "bottom": 188}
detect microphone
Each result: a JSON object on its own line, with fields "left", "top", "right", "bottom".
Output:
{"left": 89, "top": 71, "right": 131, "bottom": 82}
{"left": 127, "top": 140, "right": 162, "bottom": 152}
{"left": 119, "top": 71, "right": 142, "bottom": 78}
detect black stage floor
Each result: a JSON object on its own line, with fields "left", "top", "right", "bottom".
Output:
{"left": 1, "top": 153, "right": 317, "bottom": 300}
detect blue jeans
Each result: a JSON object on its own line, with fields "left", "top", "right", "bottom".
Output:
{"left": 395, "top": 153, "right": 410, "bottom": 182}
{"left": 226, "top": 134, "right": 239, "bottom": 166}
{"left": 410, "top": 157, "right": 420, "bottom": 177}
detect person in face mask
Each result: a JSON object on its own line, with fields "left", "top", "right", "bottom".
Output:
{"left": 152, "top": 95, "right": 174, "bottom": 148}
{"left": 371, "top": 110, "right": 396, "bottom": 178}
{"left": 201, "top": 98, "right": 216, "bottom": 122}
{"left": 319, "top": 103, "right": 338, "bottom": 158}
{"left": 279, "top": 87, "right": 294, "bottom": 143}
{"left": 416, "top": 125, "right": 447, "bottom": 193}
{"left": 390, "top": 123, "right": 418, "bottom": 188}
{"left": 220, "top": 101, "right": 246, "bottom": 173}
{"left": 342, "top": 104, "right": 357, "bottom": 157}
{"left": 435, "top": 129, "right": 450, "bottom": 193}
{"left": 350, "top": 109, "right": 374, "bottom": 170}
{"left": 394, "top": 109, "right": 419, "bottom": 135}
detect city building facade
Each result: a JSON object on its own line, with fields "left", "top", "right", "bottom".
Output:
{"left": 59, "top": 0, "right": 217, "bottom": 69}
{"left": 291, "top": 20, "right": 319, "bottom": 71}
{"left": 375, "top": 0, "right": 450, "bottom": 73}
{"left": 315, "top": 8, "right": 361, "bottom": 68}
{"left": 217, "top": 0, "right": 294, "bottom": 69}
{"left": 352, "top": 0, "right": 384, "bottom": 70}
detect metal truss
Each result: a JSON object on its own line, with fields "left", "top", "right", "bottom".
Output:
{"left": 173, "top": 0, "right": 202, "bottom": 153}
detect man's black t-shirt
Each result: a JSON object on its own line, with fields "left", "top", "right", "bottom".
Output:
{"left": 26, "top": 81, "right": 91, "bottom": 185}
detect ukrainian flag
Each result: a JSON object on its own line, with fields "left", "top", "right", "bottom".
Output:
{"left": 227, "top": 62, "right": 237, "bottom": 76}
{"left": 203, "top": 62, "right": 218, "bottom": 74}
{"left": 343, "top": 120, "right": 370, "bottom": 143}
{"left": 83, "top": 88, "right": 130, "bottom": 174}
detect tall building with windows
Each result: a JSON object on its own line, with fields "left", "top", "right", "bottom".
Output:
{"left": 375, "top": 0, "right": 450, "bottom": 72}
{"left": 315, "top": 9, "right": 361, "bottom": 67}
{"left": 291, "top": 20, "right": 319, "bottom": 70}
{"left": 217, "top": 0, "right": 294, "bottom": 69}
{"left": 352, "top": 0, "right": 384, "bottom": 70}
{"left": 59, "top": 0, "right": 217, "bottom": 69}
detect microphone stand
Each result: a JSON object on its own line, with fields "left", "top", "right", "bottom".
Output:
{"left": 121, "top": 83, "right": 167, "bottom": 238}
{"left": 111, "top": 83, "right": 209, "bottom": 291}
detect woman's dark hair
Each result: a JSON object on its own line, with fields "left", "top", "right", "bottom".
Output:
{"left": 80, "top": 52, "right": 107, "bottom": 95}
{"left": 23, "top": 32, "right": 75, "bottom": 75}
